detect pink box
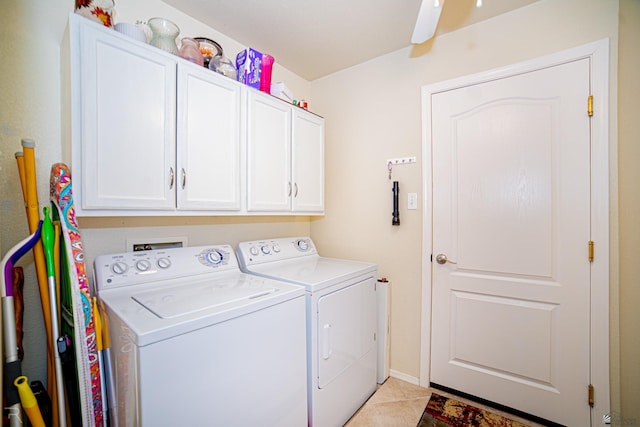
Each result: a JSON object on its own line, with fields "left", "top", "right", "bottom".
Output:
{"left": 236, "top": 48, "right": 274, "bottom": 93}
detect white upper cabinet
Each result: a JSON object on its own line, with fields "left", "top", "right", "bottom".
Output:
{"left": 176, "top": 63, "right": 242, "bottom": 211}
{"left": 68, "top": 13, "right": 322, "bottom": 216}
{"left": 75, "top": 15, "right": 177, "bottom": 211}
{"left": 247, "top": 91, "right": 292, "bottom": 211}
{"left": 247, "top": 90, "right": 325, "bottom": 214}
{"left": 292, "top": 109, "right": 325, "bottom": 213}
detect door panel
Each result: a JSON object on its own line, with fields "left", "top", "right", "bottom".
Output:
{"left": 317, "top": 277, "right": 376, "bottom": 389}
{"left": 430, "top": 58, "right": 591, "bottom": 425}
{"left": 81, "top": 25, "right": 176, "bottom": 209}
{"left": 246, "top": 91, "right": 292, "bottom": 211}
{"left": 177, "top": 64, "right": 242, "bottom": 210}
{"left": 292, "top": 110, "right": 325, "bottom": 213}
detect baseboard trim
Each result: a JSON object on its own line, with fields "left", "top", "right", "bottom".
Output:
{"left": 389, "top": 370, "right": 420, "bottom": 386}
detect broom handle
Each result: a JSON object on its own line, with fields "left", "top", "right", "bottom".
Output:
{"left": 19, "top": 139, "right": 59, "bottom": 427}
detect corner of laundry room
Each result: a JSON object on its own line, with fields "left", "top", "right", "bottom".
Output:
{"left": 3, "top": 0, "right": 640, "bottom": 425}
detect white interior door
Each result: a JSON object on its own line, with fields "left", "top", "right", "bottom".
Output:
{"left": 430, "top": 58, "right": 592, "bottom": 425}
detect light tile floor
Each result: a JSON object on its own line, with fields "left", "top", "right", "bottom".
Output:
{"left": 345, "top": 377, "right": 545, "bottom": 427}
{"left": 345, "top": 377, "right": 431, "bottom": 426}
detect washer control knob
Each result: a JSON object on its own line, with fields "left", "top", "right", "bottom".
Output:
{"left": 250, "top": 246, "right": 259, "bottom": 256}
{"left": 261, "top": 245, "right": 271, "bottom": 255}
{"left": 157, "top": 257, "right": 171, "bottom": 269}
{"left": 272, "top": 244, "right": 281, "bottom": 253}
{"left": 111, "top": 261, "right": 128, "bottom": 275}
{"left": 205, "top": 250, "right": 223, "bottom": 265}
{"left": 135, "top": 259, "right": 152, "bottom": 272}
{"left": 296, "top": 239, "right": 309, "bottom": 251}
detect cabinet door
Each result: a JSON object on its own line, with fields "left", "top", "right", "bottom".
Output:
{"left": 247, "top": 91, "right": 292, "bottom": 211}
{"left": 177, "top": 64, "right": 242, "bottom": 210}
{"left": 292, "top": 110, "right": 325, "bottom": 213}
{"left": 78, "top": 20, "right": 176, "bottom": 210}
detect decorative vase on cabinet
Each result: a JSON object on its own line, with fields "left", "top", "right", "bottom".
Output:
{"left": 148, "top": 17, "right": 180, "bottom": 55}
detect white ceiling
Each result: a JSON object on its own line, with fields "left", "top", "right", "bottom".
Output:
{"left": 163, "top": 0, "right": 539, "bottom": 81}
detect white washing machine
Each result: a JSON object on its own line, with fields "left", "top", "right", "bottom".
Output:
{"left": 236, "top": 237, "right": 378, "bottom": 427}
{"left": 94, "top": 244, "right": 307, "bottom": 427}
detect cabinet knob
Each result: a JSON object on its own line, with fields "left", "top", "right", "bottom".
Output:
{"left": 181, "top": 168, "right": 186, "bottom": 189}
{"left": 169, "top": 167, "right": 175, "bottom": 189}
{"left": 287, "top": 182, "right": 292, "bottom": 197}
{"left": 294, "top": 183, "right": 298, "bottom": 198}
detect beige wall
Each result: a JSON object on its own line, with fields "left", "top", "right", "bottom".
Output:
{"left": 617, "top": 0, "right": 640, "bottom": 421}
{"left": 1, "top": 0, "right": 69, "bottom": 386}
{"left": 310, "top": 0, "right": 637, "bottom": 419}
{"left": 1, "top": 0, "right": 637, "bottom": 421}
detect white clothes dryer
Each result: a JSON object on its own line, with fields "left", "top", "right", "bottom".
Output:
{"left": 94, "top": 244, "right": 307, "bottom": 427}
{"left": 236, "top": 237, "right": 378, "bottom": 427}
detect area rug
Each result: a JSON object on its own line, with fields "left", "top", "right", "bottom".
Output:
{"left": 417, "top": 393, "right": 529, "bottom": 427}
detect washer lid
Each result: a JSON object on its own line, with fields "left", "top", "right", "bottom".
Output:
{"left": 99, "top": 272, "right": 305, "bottom": 346}
{"left": 132, "top": 276, "right": 278, "bottom": 319}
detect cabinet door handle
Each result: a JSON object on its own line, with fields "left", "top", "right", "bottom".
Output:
{"left": 169, "top": 167, "right": 174, "bottom": 189}
{"left": 288, "top": 182, "right": 292, "bottom": 197}
{"left": 181, "top": 168, "right": 186, "bottom": 189}
{"left": 294, "top": 183, "right": 298, "bottom": 198}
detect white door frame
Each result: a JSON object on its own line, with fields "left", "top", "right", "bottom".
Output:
{"left": 419, "top": 39, "right": 611, "bottom": 424}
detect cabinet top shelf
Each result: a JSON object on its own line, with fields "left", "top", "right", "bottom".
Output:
{"left": 69, "top": 12, "right": 322, "bottom": 118}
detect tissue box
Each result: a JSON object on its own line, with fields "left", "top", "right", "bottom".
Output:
{"left": 236, "top": 48, "right": 263, "bottom": 89}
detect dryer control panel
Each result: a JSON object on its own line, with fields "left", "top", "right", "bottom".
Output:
{"left": 237, "top": 237, "right": 318, "bottom": 267}
{"left": 94, "top": 245, "right": 237, "bottom": 290}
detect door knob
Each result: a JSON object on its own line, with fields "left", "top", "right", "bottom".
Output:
{"left": 435, "top": 253, "right": 457, "bottom": 265}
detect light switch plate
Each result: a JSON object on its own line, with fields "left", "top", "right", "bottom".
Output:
{"left": 408, "top": 193, "right": 418, "bottom": 210}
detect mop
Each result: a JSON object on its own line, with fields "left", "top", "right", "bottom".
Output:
{"left": 1, "top": 222, "right": 43, "bottom": 426}
{"left": 42, "top": 207, "right": 67, "bottom": 427}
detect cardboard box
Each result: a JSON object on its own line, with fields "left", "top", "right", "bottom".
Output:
{"left": 236, "top": 48, "right": 263, "bottom": 89}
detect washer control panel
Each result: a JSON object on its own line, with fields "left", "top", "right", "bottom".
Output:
{"left": 95, "top": 245, "right": 236, "bottom": 290}
{"left": 237, "top": 237, "right": 318, "bottom": 267}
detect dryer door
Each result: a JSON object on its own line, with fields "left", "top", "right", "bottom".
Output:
{"left": 317, "top": 276, "right": 376, "bottom": 388}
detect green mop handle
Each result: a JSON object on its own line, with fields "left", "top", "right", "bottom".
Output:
{"left": 41, "top": 207, "right": 55, "bottom": 277}
{"left": 41, "top": 206, "right": 67, "bottom": 427}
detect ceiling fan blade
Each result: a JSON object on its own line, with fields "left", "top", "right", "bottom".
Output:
{"left": 411, "top": 0, "right": 445, "bottom": 44}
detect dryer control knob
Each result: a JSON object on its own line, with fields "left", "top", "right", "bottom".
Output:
{"left": 250, "top": 246, "right": 259, "bottom": 256}
{"left": 261, "top": 245, "right": 271, "bottom": 255}
{"left": 272, "top": 244, "right": 281, "bottom": 253}
{"left": 157, "top": 257, "right": 171, "bottom": 269}
{"left": 111, "top": 261, "right": 128, "bottom": 275}
{"left": 135, "top": 259, "right": 152, "bottom": 272}
{"left": 296, "top": 239, "right": 309, "bottom": 251}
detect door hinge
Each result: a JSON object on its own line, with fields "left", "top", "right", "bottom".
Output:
{"left": 588, "top": 95, "right": 594, "bottom": 117}
{"left": 588, "top": 241, "right": 594, "bottom": 263}
{"left": 588, "top": 384, "right": 595, "bottom": 407}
